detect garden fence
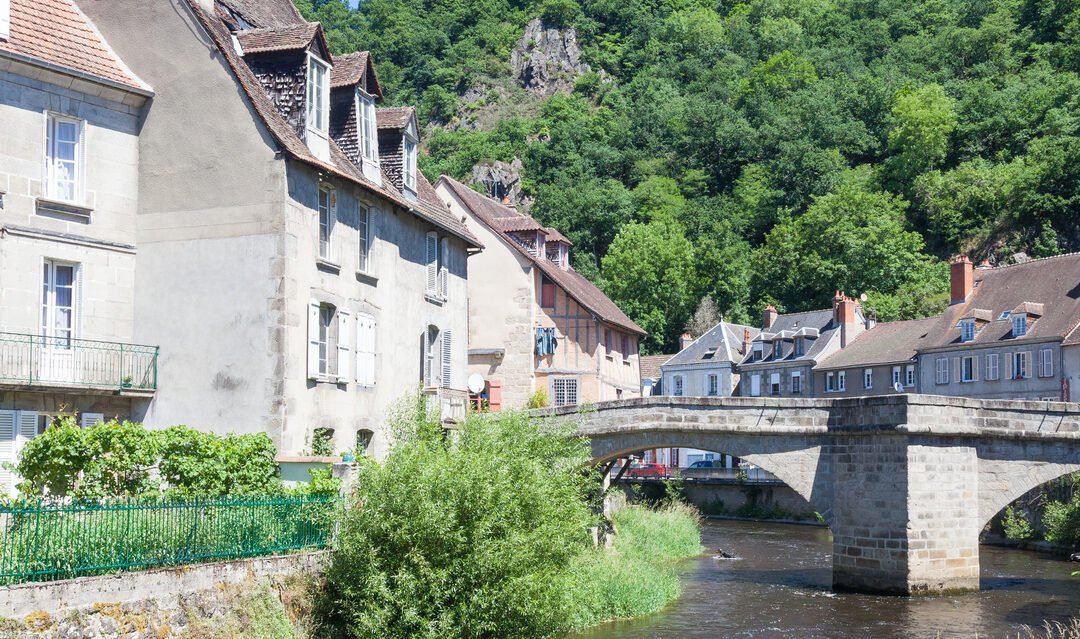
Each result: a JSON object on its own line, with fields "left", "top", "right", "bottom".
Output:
{"left": 0, "top": 494, "right": 338, "bottom": 585}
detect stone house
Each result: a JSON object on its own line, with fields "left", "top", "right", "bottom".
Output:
{"left": 639, "top": 353, "right": 671, "bottom": 397}
{"left": 661, "top": 322, "right": 758, "bottom": 398}
{"left": 0, "top": 0, "right": 154, "bottom": 492}
{"left": 435, "top": 176, "right": 644, "bottom": 408}
{"left": 80, "top": 0, "right": 481, "bottom": 460}
{"left": 914, "top": 254, "right": 1080, "bottom": 401}
{"left": 735, "top": 295, "right": 869, "bottom": 397}
{"left": 814, "top": 317, "right": 934, "bottom": 397}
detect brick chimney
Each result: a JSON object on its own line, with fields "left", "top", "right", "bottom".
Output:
{"left": 679, "top": 333, "right": 693, "bottom": 351}
{"left": 742, "top": 329, "right": 753, "bottom": 355}
{"left": 832, "top": 291, "right": 858, "bottom": 348}
{"left": 762, "top": 305, "right": 778, "bottom": 330}
{"left": 950, "top": 256, "right": 973, "bottom": 304}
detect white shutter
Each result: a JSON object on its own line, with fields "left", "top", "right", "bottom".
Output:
{"left": 0, "top": 411, "right": 15, "bottom": 496}
{"left": 425, "top": 233, "right": 438, "bottom": 293}
{"left": 355, "top": 314, "right": 376, "bottom": 386}
{"left": 80, "top": 412, "right": 104, "bottom": 428}
{"left": 423, "top": 331, "right": 432, "bottom": 386}
{"left": 75, "top": 263, "right": 83, "bottom": 340}
{"left": 439, "top": 237, "right": 449, "bottom": 298}
{"left": 337, "top": 310, "right": 350, "bottom": 380}
{"left": 14, "top": 411, "right": 38, "bottom": 462}
{"left": 1024, "top": 351, "right": 1033, "bottom": 378}
{"left": 1007, "top": 353, "right": 1014, "bottom": 380}
{"left": 307, "top": 300, "right": 320, "bottom": 379}
{"left": 441, "top": 329, "right": 452, "bottom": 388}
{"left": 750, "top": 374, "right": 760, "bottom": 397}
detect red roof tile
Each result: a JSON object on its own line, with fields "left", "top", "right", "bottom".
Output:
{"left": 376, "top": 106, "right": 415, "bottom": 130}
{"left": 235, "top": 23, "right": 323, "bottom": 55}
{"left": 217, "top": 0, "right": 305, "bottom": 29}
{"left": 0, "top": 0, "right": 147, "bottom": 90}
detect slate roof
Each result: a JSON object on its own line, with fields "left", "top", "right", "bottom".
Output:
{"left": 235, "top": 23, "right": 324, "bottom": 55}
{"left": 376, "top": 106, "right": 415, "bottom": 130}
{"left": 738, "top": 309, "right": 840, "bottom": 366}
{"left": 0, "top": 0, "right": 149, "bottom": 91}
{"left": 186, "top": 0, "right": 479, "bottom": 247}
{"left": 665, "top": 321, "right": 760, "bottom": 368}
{"left": 816, "top": 317, "right": 937, "bottom": 370}
{"left": 438, "top": 176, "right": 645, "bottom": 335}
{"left": 921, "top": 253, "right": 1080, "bottom": 350}
{"left": 639, "top": 354, "right": 671, "bottom": 380}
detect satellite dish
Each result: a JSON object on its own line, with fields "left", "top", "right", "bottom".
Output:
{"left": 860, "top": 293, "right": 868, "bottom": 302}
{"left": 467, "top": 374, "right": 485, "bottom": 394}
{"left": 893, "top": 381, "right": 904, "bottom": 393}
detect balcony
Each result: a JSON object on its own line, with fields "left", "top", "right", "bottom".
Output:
{"left": 0, "top": 332, "right": 157, "bottom": 393}
{"left": 421, "top": 387, "right": 468, "bottom": 424}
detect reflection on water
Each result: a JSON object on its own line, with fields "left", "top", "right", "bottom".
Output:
{"left": 567, "top": 519, "right": 1080, "bottom": 639}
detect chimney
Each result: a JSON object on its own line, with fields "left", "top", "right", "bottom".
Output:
{"left": 743, "top": 329, "right": 752, "bottom": 355}
{"left": 762, "top": 305, "right": 778, "bottom": 330}
{"left": 679, "top": 333, "right": 693, "bottom": 351}
{"left": 950, "top": 256, "right": 973, "bottom": 304}
{"left": 832, "top": 291, "right": 858, "bottom": 348}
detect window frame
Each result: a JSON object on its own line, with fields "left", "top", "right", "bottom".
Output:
{"left": 826, "top": 372, "right": 835, "bottom": 392}
{"left": 306, "top": 53, "right": 330, "bottom": 134}
{"left": 44, "top": 113, "right": 85, "bottom": 204}
{"left": 961, "top": 356, "right": 975, "bottom": 382}
{"left": 837, "top": 370, "right": 846, "bottom": 392}
{"left": 905, "top": 364, "right": 915, "bottom": 387}
{"left": 356, "top": 90, "right": 378, "bottom": 164}
{"left": 1012, "top": 351, "right": 1030, "bottom": 380}
{"left": 707, "top": 373, "right": 719, "bottom": 396}
{"left": 960, "top": 319, "right": 975, "bottom": 342}
{"left": 318, "top": 186, "right": 334, "bottom": 261}
{"left": 863, "top": 368, "right": 873, "bottom": 389}
{"left": 891, "top": 366, "right": 901, "bottom": 388}
{"left": 793, "top": 336, "right": 804, "bottom": 356}
{"left": 552, "top": 377, "right": 579, "bottom": 407}
{"left": 770, "top": 372, "right": 781, "bottom": 395}
{"left": 403, "top": 137, "right": 418, "bottom": 191}
{"left": 1012, "top": 314, "right": 1027, "bottom": 338}
{"left": 357, "top": 205, "right": 371, "bottom": 274}
{"left": 41, "top": 259, "right": 78, "bottom": 347}
{"left": 791, "top": 371, "right": 801, "bottom": 394}
{"left": 317, "top": 304, "right": 334, "bottom": 376}
{"left": 672, "top": 374, "right": 684, "bottom": 397}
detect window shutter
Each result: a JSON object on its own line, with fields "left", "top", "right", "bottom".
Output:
{"left": 0, "top": 0, "right": 10, "bottom": 41}
{"left": 307, "top": 301, "right": 320, "bottom": 379}
{"left": 337, "top": 310, "right": 350, "bottom": 380}
{"left": 425, "top": 233, "right": 437, "bottom": 292}
{"left": 422, "top": 331, "right": 432, "bottom": 386}
{"left": 972, "top": 355, "right": 979, "bottom": 382}
{"left": 1007, "top": 353, "right": 1014, "bottom": 380}
{"left": 439, "top": 237, "right": 449, "bottom": 298}
{"left": 77, "top": 119, "right": 86, "bottom": 203}
{"left": 0, "top": 411, "right": 15, "bottom": 496}
{"left": 75, "top": 263, "right": 83, "bottom": 340}
{"left": 441, "top": 329, "right": 452, "bottom": 388}
{"left": 14, "top": 411, "right": 38, "bottom": 469}
{"left": 952, "top": 357, "right": 961, "bottom": 383}
{"left": 1024, "top": 351, "right": 1033, "bottom": 378}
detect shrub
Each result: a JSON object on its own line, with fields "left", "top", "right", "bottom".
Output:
{"left": 317, "top": 398, "right": 597, "bottom": 639}
{"left": 526, "top": 387, "right": 550, "bottom": 409}
{"left": 539, "top": 0, "right": 580, "bottom": 28}
{"left": 1003, "top": 506, "right": 1035, "bottom": 541}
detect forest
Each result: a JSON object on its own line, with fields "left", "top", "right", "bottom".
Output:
{"left": 296, "top": 0, "right": 1079, "bottom": 354}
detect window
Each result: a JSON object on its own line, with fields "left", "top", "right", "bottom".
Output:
{"left": 356, "top": 429, "right": 374, "bottom": 456}
{"left": 773, "top": 340, "right": 783, "bottom": 359}
{"left": 605, "top": 330, "right": 613, "bottom": 357}
{"left": 552, "top": 377, "right": 579, "bottom": 407}
{"left": 905, "top": 365, "right": 915, "bottom": 387}
{"left": 357, "top": 93, "right": 378, "bottom": 163}
{"left": 308, "top": 302, "right": 346, "bottom": 379}
{"left": 1012, "top": 351, "right": 1030, "bottom": 380}
{"left": 770, "top": 372, "right": 780, "bottom": 395}
{"left": 41, "top": 261, "right": 77, "bottom": 347}
{"left": 318, "top": 304, "right": 332, "bottom": 375}
{"left": 621, "top": 335, "right": 629, "bottom": 361}
{"left": 44, "top": 114, "right": 84, "bottom": 203}
{"left": 422, "top": 326, "right": 439, "bottom": 386}
{"left": 1039, "top": 348, "right": 1054, "bottom": 378}
{"left": 750, "top": 374, "right": 761, "bottom": 397}
{"left": 357, "top": 206, "right": 371, "bottom": 273}
{"left": 986, "top": 353, "right": 999, "bottom": 381}
{"left": 707, "top": 374, "right": 719, "bottom": 396}
{"left": 935, "top": 357, "right": 949, "bottom": 384}
{"left": 752, "top": 343, "right": 763, "bottom": 362}
{"left": 837, "top": 371, "right": 846, "bottom": 391}
{"left": 863, "top": 369, "right": 873, "bottom": 389}
{"left": 0, "top": 0, "right": 9, "bottom": 41}
{"left": 355, "top": 313, "right": 376, "bottom": 386}
{"left": 403, "top": 138, "right": 417, "bottom": 191}
{"left": 961, "top": 356, "right": 976, "bottom": 382}
{"left": 425, "top": 232, "right": 438, "bottom": 295}
{"left": 891, "top": 366, "right": 901, "bottom": 387}
{"left": 673, "top": 375, "right": 684, "bottom": 396}
{"left": 793, "top": 337, "right": 804, "bottom": 356}
{"left": 541, "top": 274, "right": 555, "bottom": 308}
{"left": 960, "top": 319, "right": 975, "bottom": 342}
{"left": 318, "top": 187, "right": 334, "bottom": 260}
{"left": 826, "top": 372, "right": 835, "bottom": 392}
{"left": 1012, "top": 314, "right": 1027, "bottom": 337}
{"left": 791, "top": 372, "right": 801, "bottom": 394}
{"left": 306, "top": 56, "right": 328, "bottom": 133}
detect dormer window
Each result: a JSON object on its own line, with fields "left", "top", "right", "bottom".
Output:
{"left": 960, "top": 319, "right": 975, "bottom": 342}
{"left": 306, "top": 54, "right": 330, "bottom": 161}
{"left": 0, "top": 0, "right": 9, "bottom": 40}
{"left": 1012, "top": 313, "right": 1027, "bottom": 337}
{"left": 403, "top": 137, "right": 417, "bottom": 193}
{"left": 793, "top": 336, "right": 804, "bottom": 356}
{"left": 752, "top": 343, "right": 763, "bottom": 362}
{"left": 356, "top": 91, "right": 379, "bottom": 182}
{"left": 772, "top": 339, "right": 782, "bottom": 359}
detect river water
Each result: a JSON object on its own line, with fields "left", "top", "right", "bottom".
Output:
{"left": 568, "top": 519, "right": 1080, "bottom": 639}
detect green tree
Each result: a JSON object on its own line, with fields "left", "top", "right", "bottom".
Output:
{"left": 887, "top": 84, "right": 957, "bottom": 187}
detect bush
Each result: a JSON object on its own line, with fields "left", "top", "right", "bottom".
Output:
{"left": 1043, "top": 497, "right": 1080, "bottom": 547}
{"left": 318, "top": 398, "right": 597, "bottom": 639}
{"left": 526, "top": 387, "right": 550, "bottom": 409}
{"left": 539, "top": 0, "right": 580, "bottom": 28}
{"left": 1003, "top": 506, "right": 1035, "bottom": 541}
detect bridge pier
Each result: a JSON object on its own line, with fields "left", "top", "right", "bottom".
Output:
{"left": 830, "top": 437, "right": 980, "bottom": 595}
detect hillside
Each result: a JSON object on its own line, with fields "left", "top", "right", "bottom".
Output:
{"left": 295, "top": 0, "right": 1079, "bottom": 354}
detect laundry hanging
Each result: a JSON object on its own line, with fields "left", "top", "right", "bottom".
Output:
{"left": 535, "top": 327, "right": 558, "bottom": 356}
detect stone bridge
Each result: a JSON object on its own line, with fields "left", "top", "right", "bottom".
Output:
{"left": 549, "top": 394, "right": 1080, "bottom": 595}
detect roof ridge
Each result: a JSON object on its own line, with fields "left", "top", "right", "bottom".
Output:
{"left": 977, "top": 251, "right": 1080, "bottom": 271}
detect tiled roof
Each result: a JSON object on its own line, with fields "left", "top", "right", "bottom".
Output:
{"left": 217, "top": 0, "right": 305, "bottom": 29}
{"left": 921, "top": 253, "right": 1080, "bottom": 350}
{"left": 331, "top": 51, "right": 381, "bottom": 97}
{"left": 235, "top": 23, "right": 322, "bottom": 54}
{"left": 543, "top": 228, "right": 573, "bottom": 246}
{"left": 639, "top": 354, "right": 672, "bottom": 380}
{"left": 738, "top": 309, "right": 840, "bottom": 366}
{"left": 439, "top": 176, "right": 645, "bottom": 335}
{"left": 816, "top": 317, "right": 937, "bottom": 370}
{"left": 0, "top": 0, "right": 148, "bottom": 91}
{"left": 376, "top": 106, "right": 415, "bottom": 130}
{"left": 665, "top": 321, "right": 759, "bottom": 368}
{"left": 414, "top": 173, "right": 482, "bottom": 248}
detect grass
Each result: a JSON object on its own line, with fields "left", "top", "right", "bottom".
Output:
{"left": 182, "top": 581, "right": 307, "bottom": 639}
{"left": 566, "top": 502, "right": 704, "bottom": 630}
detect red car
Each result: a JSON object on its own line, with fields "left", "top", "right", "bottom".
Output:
{"left": 626, "top": 462, "right": 670, "bottom": 479}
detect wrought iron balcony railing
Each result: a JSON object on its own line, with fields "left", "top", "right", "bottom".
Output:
{"left": 0, "top": 332, "right": 158, "bottom": 391}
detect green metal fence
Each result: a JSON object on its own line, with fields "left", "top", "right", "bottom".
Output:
{"left": 0, "top": 332, "right": 158, "bottom": 390}
{"left": 0, "top": 495, "right": 337, "bottom": 585}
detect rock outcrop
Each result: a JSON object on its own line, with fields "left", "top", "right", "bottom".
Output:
{"left": 469, "top": 159, "right": 532, "bottom": 210}
{"left": 510, "top": 18, "right": 591, "bottom": 97}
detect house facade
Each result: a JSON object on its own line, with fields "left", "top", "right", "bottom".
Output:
{"left": 81, "top": 0, "right": 480, "bottom": 459}
{"left": 0, "top": 0, "right": 155, "bottom": 492}
{"left": 814, "top": 317, "right": 932, "bottom": 398}
{"left": 661, "top": 323, "right": 758, "bottom": 398}
{"left": 436, "top": 176, "right": 644, "bottom": 409}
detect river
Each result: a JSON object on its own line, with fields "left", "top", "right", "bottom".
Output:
{"left": 568, "top": 519, "right": 1080, "bottom": 639}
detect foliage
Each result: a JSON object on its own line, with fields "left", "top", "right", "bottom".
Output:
{"left": 180, "top": 581, "right": 304, "bottom": 639}
{"left": 9, "top": 417, "right": 282, "bottom": 499}
{"left": 1002, "top": 506, "right": 1035, "bottom": 541}
{"left": 317, "top": 400, "right": 598, "bottom": 639}
{"left": 686, "top": 295, "right": 721, "bottom": 338}
{"left": 295, "top": 466, "right": 343, "bottom": 498}
{"left": 1042, "top": 496, "right": 1080, "bottom": 547}
{"left": 526, "top": 386, "right": 551, "bottom": 409}
{"left": 311, "top": 428, "right": 335, "bottom": 457}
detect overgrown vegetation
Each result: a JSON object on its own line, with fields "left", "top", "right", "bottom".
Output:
{"left": 314, "top": 399, "right": 701, "bottom": 638}
{"left": 298, "top": 0, "right": 1079, "bottom": 353}
{"left": 181, "top": 581, "right": 306, "bottom": 639}
{"left": 999, "top": 473, "right": 1080, "bottom": 547}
